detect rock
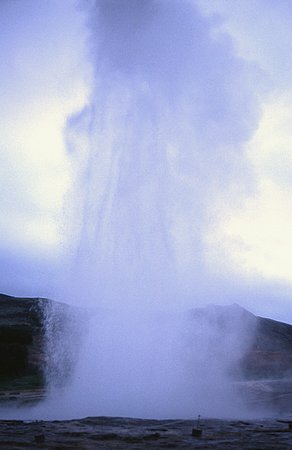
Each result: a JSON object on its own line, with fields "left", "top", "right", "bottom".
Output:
{"left": 0, "top": 293, "right": 46, "bottom": 394}
{"left": 190, "top": 303, "right": 292, "bottom": 379}
{"left": 241, "top": 314, "right": 292, "bottom": 379}
{"left": 0, "top": 293, "right": 79, "bottom": 402}
{"left": 192, "top": 428, "right": 202, "bottom": 437}
{"left": 34, "top": 433, "right": 45, "bottom": 443}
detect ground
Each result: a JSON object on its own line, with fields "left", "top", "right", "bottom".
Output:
{"left": 0, "top": 416, "right": 292, "bottom": 449}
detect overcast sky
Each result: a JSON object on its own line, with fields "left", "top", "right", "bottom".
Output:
{"left": 1, "top": 0, "right": 292, "bottom": 322}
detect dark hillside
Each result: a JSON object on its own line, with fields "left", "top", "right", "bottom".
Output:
{"left": 0, "top": 293, "right": 46, "bottom": 391}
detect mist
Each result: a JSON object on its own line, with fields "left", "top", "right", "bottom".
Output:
{"left": 1, "top": 0, "right": 292, "bottom": 420}
{"left": 64, "top": 0, "right": 261, "bottom": 309}
{"left": 45, "top": 0, "right": 262, "bottom": 418}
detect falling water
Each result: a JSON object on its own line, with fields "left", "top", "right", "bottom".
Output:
{"left": 64, "top": 0, "right": 260, "bottom": 308}
{"left": 39, "top": 0, "right": 262, "bottom": 419}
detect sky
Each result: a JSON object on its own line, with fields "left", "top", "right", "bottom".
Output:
{"left": 0, "top": 0, "right": 292, "bottom": 322}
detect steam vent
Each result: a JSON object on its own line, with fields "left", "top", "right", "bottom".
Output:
{"left": 0, "top": 293, "right": 292, "bottom": 411}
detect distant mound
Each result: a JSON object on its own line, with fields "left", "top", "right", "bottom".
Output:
{"left": 190, "top": 303, "right": 292, "bottom": 412}
{"left": 190, "top": 303, "right": 292, "bottom": 379}
{"left": 242, "top": 311, "right": 292, "bottom": 380}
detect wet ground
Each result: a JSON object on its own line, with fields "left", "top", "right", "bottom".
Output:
{"left": 0, "top": 415, "right": 292, "bottom": 449}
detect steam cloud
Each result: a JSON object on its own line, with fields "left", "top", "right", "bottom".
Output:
{"left": 39, "top": 0, "right": 262, "bottom": 419}
{"left": 65, "top": 0, "right": 261, "bottom": 309}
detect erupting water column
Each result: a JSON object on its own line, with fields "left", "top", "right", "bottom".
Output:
{"left": 45, "top": 0, "right": 261, "bottom": 419}
{"left": 66, "top": 0, "right": 259, "bottom": 309}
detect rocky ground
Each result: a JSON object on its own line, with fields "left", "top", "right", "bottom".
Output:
{"left": 0, "top": 293, "right": 80, "bottom": 401}
{"left": 0, "top": 415, "right": 292, "bottom": 449}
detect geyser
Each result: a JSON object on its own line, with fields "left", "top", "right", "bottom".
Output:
{"left": 65, "top": 0, "right": 260, "bottom": 309}
{"left": 2, "top": 0, "right": 264, "bottom": 420}
{"left": 40, "top": 0, "right": 263, "bottom": 420}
